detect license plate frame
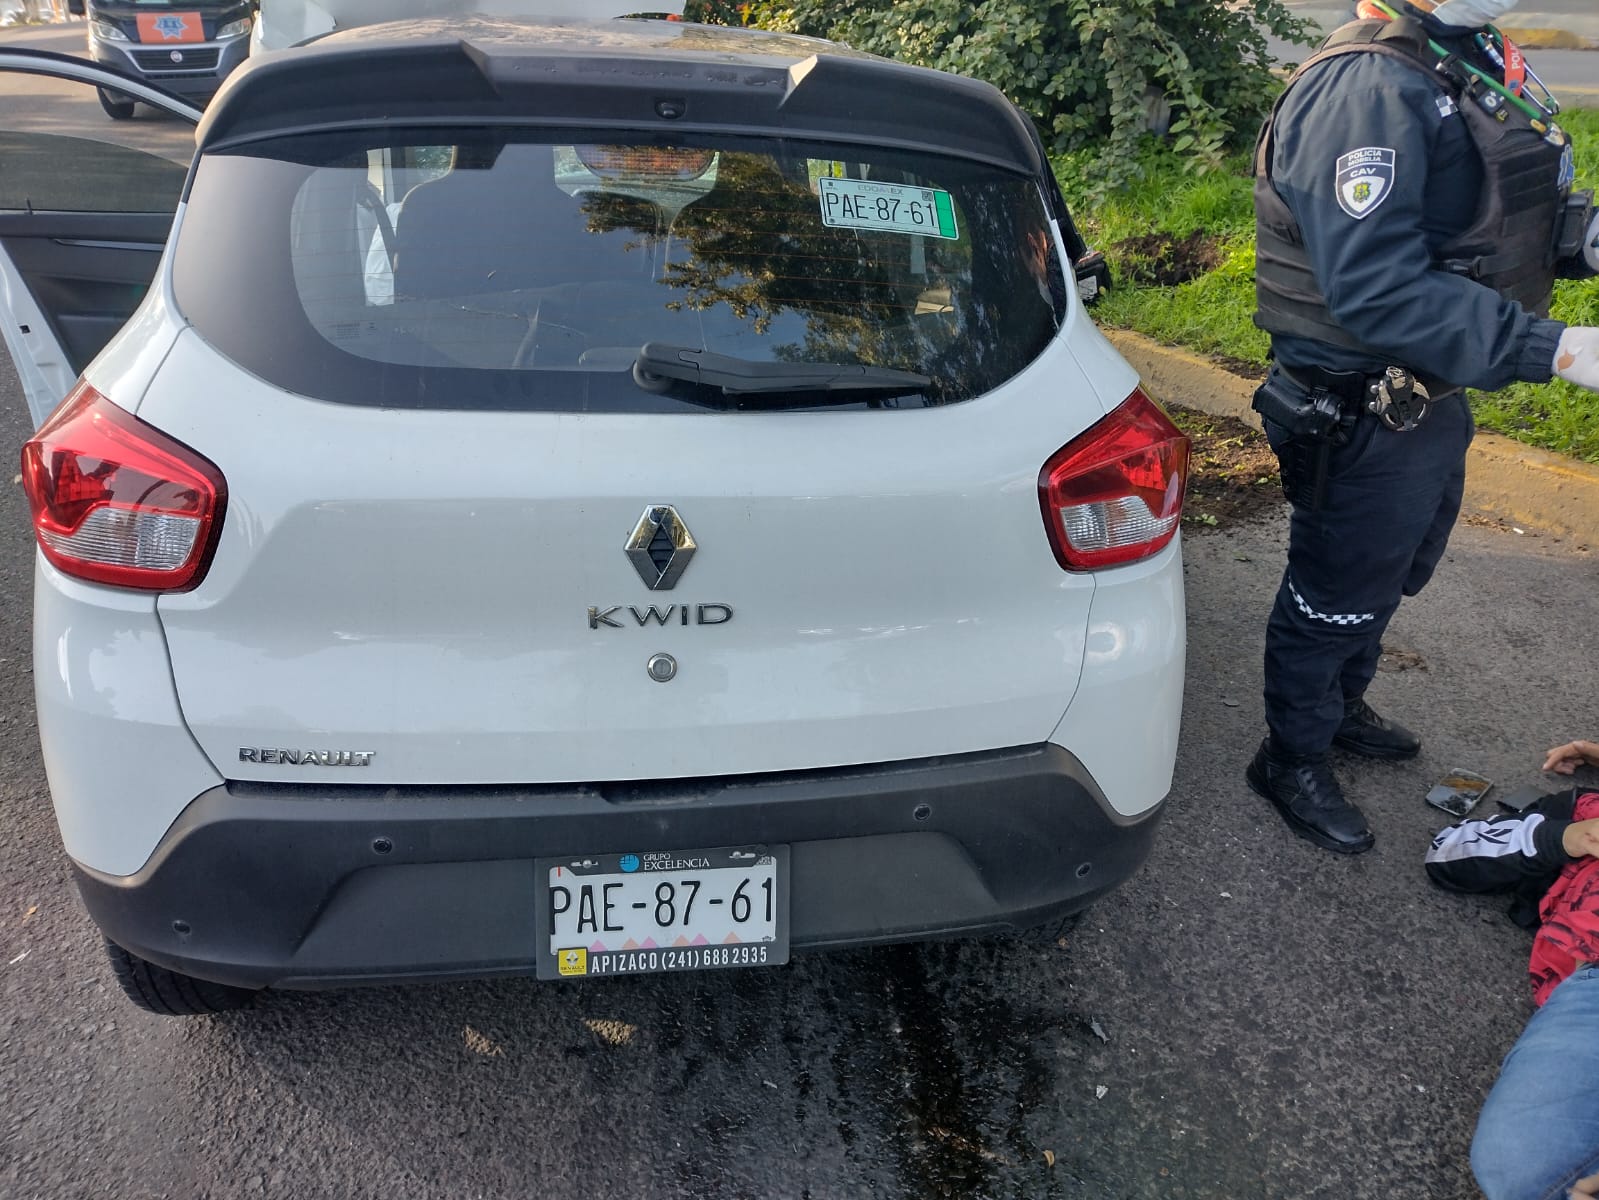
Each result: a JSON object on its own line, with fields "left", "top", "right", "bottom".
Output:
{"left": 534, "top": 844, "right": 789, "bottom": 980}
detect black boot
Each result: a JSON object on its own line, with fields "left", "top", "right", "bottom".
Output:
{"left": 1333, "top": 698, "right": 1420, "bottom": 760}
{"left": 1247, "top": 739, "right": 1375, "bottom": 854}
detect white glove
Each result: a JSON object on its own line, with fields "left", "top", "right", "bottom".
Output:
{"left": 1584, "top": 212, "right": 1599, "bottom": 275}
{"left": 1553, "top": 327, "right": 1599, "bottom": 392}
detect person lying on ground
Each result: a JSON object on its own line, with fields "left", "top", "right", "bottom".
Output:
{"left": 1425, "top": 742, "right": 1599, "bottom": 1200}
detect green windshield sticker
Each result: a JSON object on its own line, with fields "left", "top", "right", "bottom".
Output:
{"left": 817, "top": 178, "right": 959, "bottom": 240}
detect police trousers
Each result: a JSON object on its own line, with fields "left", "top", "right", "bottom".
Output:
{"left": 1261, "top": 392, "right": 1475, "bottom": 757}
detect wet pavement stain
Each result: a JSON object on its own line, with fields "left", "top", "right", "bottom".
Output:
{"left": 869, "top": 937, "right": 1141, "bottom": 1198}
{"left": 851, "top": 939, "right": 1126, "bottom": 1199}
{"left": 879, "top": 944, "right": 997, "bottom": 1198}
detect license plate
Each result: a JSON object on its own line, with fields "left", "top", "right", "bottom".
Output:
{"left": 534, "top": 845, "right": 789, "bottom": 980}
{"left": 816, "top": 177, "right": 960, "bottom": 240}
{"left": 135, "top": 12, "right": 205, "bottom": 44}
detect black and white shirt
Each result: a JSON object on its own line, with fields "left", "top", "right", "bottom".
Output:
{"left": 1426, "top": 787, "right": 1583, "bottom": 929}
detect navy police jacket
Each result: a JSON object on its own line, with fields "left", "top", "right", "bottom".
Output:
{"left": 1259, "top": 13, "right": 1568, "bottom": 392}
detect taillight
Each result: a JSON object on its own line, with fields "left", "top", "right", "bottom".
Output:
{"left": 1039, "top": 388, "right": 1189, "bottom": 571}
{"left": 21, "top": 382, "right": 226, "bottom": 592}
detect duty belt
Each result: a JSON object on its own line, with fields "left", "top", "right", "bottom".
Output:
{"left": 1279, "top": 364, "right": 1448, "bottom": 433}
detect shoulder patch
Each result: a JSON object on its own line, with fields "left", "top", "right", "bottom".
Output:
{"left": 1335, "top": 147, "right": 1396, "bottom": 220}
{"left": 1436, "top": 94, "right": 1458, "bottom": 119}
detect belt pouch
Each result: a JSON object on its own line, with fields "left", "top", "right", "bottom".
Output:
{"left": 1251, "top": 372, "right": 1346, "bottom": 440}
{"left": 1556, "top": 189, "right": 1595, "bottom": 261}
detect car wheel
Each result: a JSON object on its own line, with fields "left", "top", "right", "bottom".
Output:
{"left": 97, "top": 88, "right": 136, "bottom": 121}
{"left": 104, "top": 939, "right": 256, "bottom": 1016}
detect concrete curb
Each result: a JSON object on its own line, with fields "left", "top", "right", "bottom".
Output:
{"left": 1501, "top": 27, "right": 1596, "bottom": 51}
{"left": 1103, "top": 328, "right": 1599, "bottom": 545}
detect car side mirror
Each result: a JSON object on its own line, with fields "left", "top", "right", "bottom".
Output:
{"left": 1075, "top": 250, "right": 1111, "bottom": 306}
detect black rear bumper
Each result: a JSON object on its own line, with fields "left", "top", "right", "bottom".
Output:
{"left": 73, "top": 744, "right": 1164, "bottom": 990}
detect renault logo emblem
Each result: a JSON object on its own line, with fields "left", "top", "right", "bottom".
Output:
{"left": 625, "top": 505, "right": 696, "bottom": 591}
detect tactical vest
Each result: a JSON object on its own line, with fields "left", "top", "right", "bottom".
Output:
{"left": 1254, "top": 16, "right": 1572, "bottom": 357}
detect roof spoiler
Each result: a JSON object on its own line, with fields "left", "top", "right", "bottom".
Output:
{"left": 197, "top": 36, "right": 1044, "bottom": 178}
{"left": 196, "top": 39, "right": 1036, "bottom": 180}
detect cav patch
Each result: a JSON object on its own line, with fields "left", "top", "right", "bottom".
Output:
{"left": 1335, "top": 147, "right": 1396, "bottom": 220}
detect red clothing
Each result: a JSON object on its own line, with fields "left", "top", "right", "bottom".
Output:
{"left": 1531, "top": 790, "right": 1599, "bottom": 1005}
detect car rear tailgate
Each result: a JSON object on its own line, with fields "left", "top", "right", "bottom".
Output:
{"left": 139, "top": 328, "right": 1118, "bottom": 785}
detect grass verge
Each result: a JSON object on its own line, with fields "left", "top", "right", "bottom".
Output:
{"left": 1056, "top": 111, "right": 1599, "bottom": 464}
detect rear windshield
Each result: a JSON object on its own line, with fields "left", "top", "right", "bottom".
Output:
{"left": 173, "top": 129, "right": 1066, "bottom": 412}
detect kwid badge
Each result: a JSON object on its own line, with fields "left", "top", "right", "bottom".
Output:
{"left": 1335, "top": 147, "right": 1396, "bottom": 220}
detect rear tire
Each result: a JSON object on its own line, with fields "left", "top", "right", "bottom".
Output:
{"left": 104, "top": 939, "right": 256, "bottom": 1016}
{"left": 97, "top": 88, "right": 136, "bottom": 121}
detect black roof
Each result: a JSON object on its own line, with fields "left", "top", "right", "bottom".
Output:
{"left": 195, "top": 17, "right": 1045, "bottom": 176}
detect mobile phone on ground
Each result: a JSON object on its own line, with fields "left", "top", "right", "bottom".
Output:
{"left": 1496, "top": 784, "right": 1547, "bottom": 815}
{"left": 1427, "top": 770, "right": 1493, "bottom": 819}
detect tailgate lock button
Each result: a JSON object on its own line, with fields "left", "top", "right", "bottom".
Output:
{"left": 647, "top": 653, "right": 678, "bottom": 683}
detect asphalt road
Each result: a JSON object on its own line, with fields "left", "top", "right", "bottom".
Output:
{"left": 0, "top": 23, "right": 194, "bottom": 164}
{"left": 0, "top": 316, "right": 1595, "bottom": 1199}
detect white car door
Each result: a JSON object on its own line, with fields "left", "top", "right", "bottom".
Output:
{"left": 0, "top": 49, "right": 199, "bottom": 427}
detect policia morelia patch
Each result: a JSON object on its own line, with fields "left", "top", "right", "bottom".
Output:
{"left": 1335, "top": 147, "right": 1397, "bottom": 219}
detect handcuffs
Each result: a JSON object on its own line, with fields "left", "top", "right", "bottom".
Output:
{"left": 1366, "top": 366, "right": 1432, "bottom": 432}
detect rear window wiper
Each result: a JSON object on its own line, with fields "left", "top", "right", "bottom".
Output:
{"left": 635, "top": 343, "right": 934, "bottom": 399}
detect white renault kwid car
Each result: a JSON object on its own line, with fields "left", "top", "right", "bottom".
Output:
{"left": 0, "top": 4, "right": 1188, "bottom": 1014}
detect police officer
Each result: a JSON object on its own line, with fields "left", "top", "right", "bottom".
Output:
{"left": 1249, "top": 0, "right": 1599, "bottom": 854}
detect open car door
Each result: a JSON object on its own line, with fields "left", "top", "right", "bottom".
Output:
{"left": 0, "top": 49, "right": 200, "bottom": 428}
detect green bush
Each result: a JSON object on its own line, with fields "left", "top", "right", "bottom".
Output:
{"left": 747, "top": 0, "right": 1314, "bottom": 190}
